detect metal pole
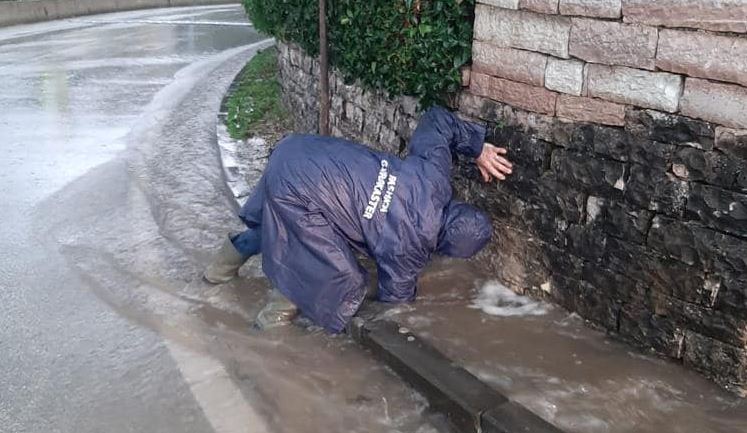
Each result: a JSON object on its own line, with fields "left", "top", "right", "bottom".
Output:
{"left": 318, "top": 0, "right": 330, "bottom": 135}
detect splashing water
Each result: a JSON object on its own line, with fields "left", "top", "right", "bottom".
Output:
{"left": 469, "top": 281, "right": 549, "bottom": 317}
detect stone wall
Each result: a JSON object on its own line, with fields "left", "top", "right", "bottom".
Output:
{"left": 460, "top": 0, "right": 747, "bottom": 395}
{"left": 277, "top": 42, "right": 420, "bottom": 156}
{"left": 276, "top": 1, "right": 747, "bottom": 395}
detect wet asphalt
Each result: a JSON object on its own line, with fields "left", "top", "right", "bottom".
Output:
{"left": 0, "top": 7, "right": 440, "bottom": 433}
{"left": 0, "top": 6, "right": 266, "bottom": 432}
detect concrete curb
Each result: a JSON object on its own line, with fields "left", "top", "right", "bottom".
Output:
{"left": 348, "top": 318, "right": 565, "bottom": 433}
{"left": 214, "top": 50, "right": 566, "bottom": 433}
{"left": 0, "top": 0, "right": 238, "bottom": 28}
{"left": 216, "top": 39, "right": 276, "bottom": 209}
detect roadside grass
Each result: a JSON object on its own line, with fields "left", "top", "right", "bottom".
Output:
{"left": 224, "top": 47, "right": 291, "bottom": 141}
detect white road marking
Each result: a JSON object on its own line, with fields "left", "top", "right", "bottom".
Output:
{"left": 166, "top": 341, "right": 271, "bottom": 433}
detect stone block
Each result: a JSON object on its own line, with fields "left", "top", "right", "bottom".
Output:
{"left": 683, "top": 331, "right": 747, "bottom": 396}
{"left": 565, "top": 224, "right": 608, "bottom": 262}
{"left": 531, "top": 176, "right": 587, "bottom": 223}
{"left": 400, "top": 95, "right": 419, "bottom": 116}
{"left": 673, "top": 296, "right": 740, "bottom": 341}
{"left": 648, "top": 217, "right": 702, "bottom": 268}
{"left": 519, "top": 0, "right": 558, "bottom": 14}
{"left": 581, "top": 262, "right": 640, "bottom": 303}
{"left": 494, "top": 176, "right": 585, "bottom": 244}
{"left": 559, "top": 123, "right": 629, "bottom": 159}
{"left": 545, "top": 58, "right": 584, "bottom": 95}
{"left": 672, "top": 147, "right": 742, "bottom": 190}
{"left": 556, "top": 95, "right": 626, "bottom": 126}
{"left": 657, "top": 29, "right": 747, "bottom": 89}
{"left": 628, "top": 139, "right": 676, "bottom": 167}
{"left": 591, "top": 124, "right": 629, "bottom": 161}
{"left": 478, "top": 0, "right": 519, "bottom": 8}
{"left": 472, "top": 42, "right": 548, "bottom": 86}
{"left": 625, "top": 164, "right": 689, "bottom": 216}
{"left": 714, "top": 273, "right": 747, "bottom": 319}
{"left": 559, "top": 0, "right": 621, "bottom": 18}
{"left": 330, "top": 95, "right": 344, "bottom": 115}
{"left": 362, "top": 116, "right": 382, "bottom": 144}
{"left": 471, "top": 73, "right": 558, "bottom": 115}
{"left": 458, "top": 92, "right": 504, "bottom": 123}
{"left": 570, "top": 19, "right": 658, "bottom": 70}
{"left": 551, "top": 149, "right": 626, "bottom": 195}
{"left": 587, "top": 65, "right": 682, "bottom": 114}
{"left": 393, "top": 110, "right": 411, "bottom": 139}
{"left": 588, "top": 197, "right": 653, "bottom": 244}
{"left": 479, "top": 224, "right": 558, "bottom": 290}
{"left": 474, "top": 5, "right": 572, "bottom": 58}
{"left": 286, "top": 47, "right": 299, "bottom": 67}
{"left": 618, "top": 303, "right": 686, "bottom": 359}
{"left": 687, "top": 183, "right": 747, "bottom": 238}
{"left": 715, "top": 127, "right": 747, "bottom": 161}
{"left": 573, "top": 287, "right": 621, "bottom": 334}
{"left": 622, "top": 0, "right": 747, "bottom": 34}
{"left": 343, "top": 102, "right": 365, "bottom": 132}
{"left": 595, "top": 236, "right": 640, "bottom": 275}
{"left": 491, "top": 128, "right": 553, "bottom": 170}
{"left": 554, "top": 123, "right": 590, "bottom": 153}
{"left": 515, "top": 201, "right": 571, "bottom": 246}
{"left": 506, "top": 107, "right": 559, "bottom": 143}
{"left": 648, "top": 217, "right": 747, "bottom": 276}
{"left": 605, "top": 237, "right": 706, "bottom": 305}
{"left": 460, "top": 66, "right": 471, "bottom": 87}
{"left": 680, "top": 78, "right": 747, "bottom": 130}
{"left": 625, "top": 108, "right": 715, "bottom": 150}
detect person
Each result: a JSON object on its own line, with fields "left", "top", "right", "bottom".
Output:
{"left": 204, "top": 106, "right": 513, "bottom": 331}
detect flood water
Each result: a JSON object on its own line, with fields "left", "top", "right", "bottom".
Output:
{"left": 1, "top": 6, "right": 441, "bottom": 432}
{"left": 3, "top": 5, "right": 746, "bottom": 433}
{"left": 383, "top": 259, "right": 747, "bottom": 433}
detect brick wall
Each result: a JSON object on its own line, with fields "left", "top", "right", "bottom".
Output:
{"left": 462, "top": 0, "right": 747, "bottom": 395}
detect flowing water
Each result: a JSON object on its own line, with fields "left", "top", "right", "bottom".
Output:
{"left": 38, "top": 46, "right": 442, "bottom": 432}
{"left": 1, "top": 7, "right": 442, "bottom": 432}
{"left": 383, "top": 259, "right": 747, "bottom": 433}
{"left": 3, "top": 5, "right": 746, "bottom": 433}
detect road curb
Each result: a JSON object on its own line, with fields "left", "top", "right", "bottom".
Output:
{"left": 215, "top": 49, "right": 566, "bottom": 433}
{"left": 216, "top": 39, "right": 275, "bottom": 209}
{"left": 348, "top": 318, "right": 565, "bottom": 433}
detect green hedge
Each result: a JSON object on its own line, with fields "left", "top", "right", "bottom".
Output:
{"left": 243, "top": 0, "right": 475, "bottom": 107}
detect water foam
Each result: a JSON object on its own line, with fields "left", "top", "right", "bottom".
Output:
{"left": 469, "top": 281, "right": 548, "bottom": 317}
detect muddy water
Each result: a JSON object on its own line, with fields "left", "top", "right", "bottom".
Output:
{"left": 380, "top": 259, "right": 747, "bottom": 433}
{"left": 32, "top": 32, "right": 443, "bottom": 433}
{"left": 13, "top": 6, "right": 745, "bottom": 432}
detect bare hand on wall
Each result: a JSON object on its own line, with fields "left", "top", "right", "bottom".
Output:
{"left": 475, "top": 143, "right": 512, "bottom": 182}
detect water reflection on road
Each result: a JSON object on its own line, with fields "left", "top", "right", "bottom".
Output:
{"left": 1, "top": 7, "right": 439, "bottom": 433}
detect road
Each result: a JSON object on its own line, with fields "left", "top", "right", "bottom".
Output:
{"left": 0, "top": 6, "right": 436, "bottom": 433}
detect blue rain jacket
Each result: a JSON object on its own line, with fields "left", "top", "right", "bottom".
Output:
{"left": 239, "top": 107, "right": 491, "bottom": 332}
